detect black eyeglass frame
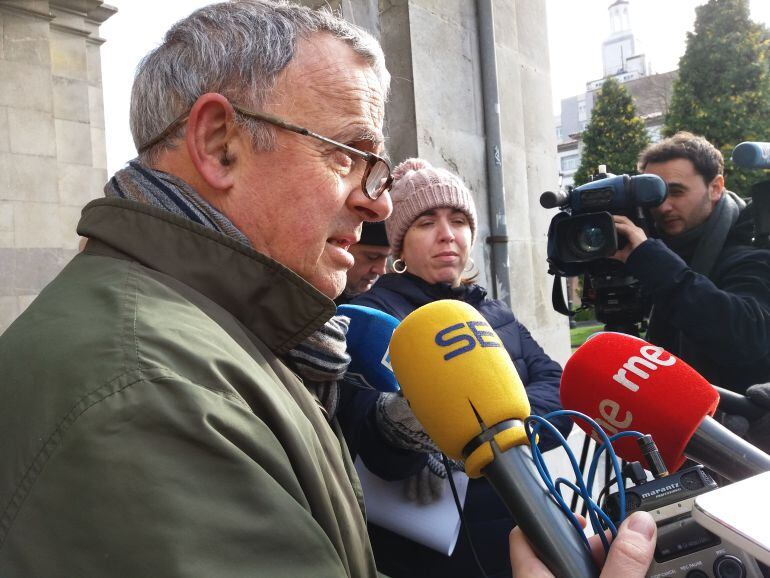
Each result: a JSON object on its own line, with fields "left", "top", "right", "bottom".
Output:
{"left": 136, "top": 101, "right": 394, "bottom": 200}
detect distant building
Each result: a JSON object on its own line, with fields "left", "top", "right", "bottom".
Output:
{"left": 555, "top": 0, "right": 676, "bottom": 188}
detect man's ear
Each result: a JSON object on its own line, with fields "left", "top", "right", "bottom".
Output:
{"left": 186, "top": 93, "right": 238, "bottom": 190}
{"left": 709, "top": 174, "right": 725, "bottom": 206}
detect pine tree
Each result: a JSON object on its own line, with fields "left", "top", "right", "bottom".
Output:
{"left": 664, "top": 0, "right": 770, "bottom": 196}
{"left": 574, "top": 78, "right": 650, "bottom": 187}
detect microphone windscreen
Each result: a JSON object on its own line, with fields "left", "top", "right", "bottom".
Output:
{"left": 338, "top": 304, "right": 400, "bottom": 392}
{"left": 560, "top": 332, "right": 719, "bottom": 471}
{"left": 389, "top": 300, "right": 530, "bottom": 478}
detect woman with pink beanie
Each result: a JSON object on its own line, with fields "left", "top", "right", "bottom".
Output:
{"left": 350, "top": 158, "right": 571, "bottom": 578}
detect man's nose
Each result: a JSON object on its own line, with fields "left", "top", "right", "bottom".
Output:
{"left": 348, "top": 187, "right": 392, "bottom": 222}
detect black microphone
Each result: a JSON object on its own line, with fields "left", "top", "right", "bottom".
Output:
{"left": 732, "top": 142, "right": 770, "bottom": 170}
{"left": 540, "top": 190, "right": 570, "bottom": 209}
{"left": 389, "top": 300, "right": 599, "bottom": 578}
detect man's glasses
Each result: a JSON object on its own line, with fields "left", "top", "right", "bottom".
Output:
{"left": 137, "top": 101, "right": 393, "bottom": 200}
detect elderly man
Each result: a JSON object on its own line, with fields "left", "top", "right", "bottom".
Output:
{"left": 335, "top": 221, "right": 391, "bottom": 305}
{"left": 612, "top": 132, "right": 770, "bottom": 392}
{"left": 0, "top": 2, "right": 391, "bottom": 576}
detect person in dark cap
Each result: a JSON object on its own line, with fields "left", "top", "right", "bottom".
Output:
{"left": 336, "top": 221, "right": 392, "bottom": 305}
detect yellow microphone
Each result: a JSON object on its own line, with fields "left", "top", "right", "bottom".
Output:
{"left": 389, "top": 300, "right": 598, "bottom": 578}
{"left": 389, "top": 300, "right": 530, "bottom": 478}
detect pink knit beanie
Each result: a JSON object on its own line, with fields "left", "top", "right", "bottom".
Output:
{"left": 385, "top": 158, "right": 477, "bottom": 256}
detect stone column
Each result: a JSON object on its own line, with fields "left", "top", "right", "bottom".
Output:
{"left": 0, "top": 0, "right": 115, "bottom": 332}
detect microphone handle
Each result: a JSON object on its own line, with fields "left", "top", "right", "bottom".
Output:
{"left": 483, "top": 445, "right": 599, "bottom": 578}
{"left": 685, "top": 416, "right": 770, "bottom": 481}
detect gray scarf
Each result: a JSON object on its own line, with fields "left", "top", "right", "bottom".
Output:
{"left": 105, "top": 161, "right": 251, "bottom": 245}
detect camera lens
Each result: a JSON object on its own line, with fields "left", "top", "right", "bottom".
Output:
{"left": 577, "top": 225, "right": 607, "bottom": 253}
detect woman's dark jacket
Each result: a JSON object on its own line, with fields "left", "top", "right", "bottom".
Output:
{"left": 341, "top": 272, "right": 572, "bottom": 578}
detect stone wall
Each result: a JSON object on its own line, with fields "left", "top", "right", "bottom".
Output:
{"left": 0, "top": 0, "right": 114, "bottom": 332}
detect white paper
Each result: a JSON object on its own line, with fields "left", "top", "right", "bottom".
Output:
{"left": 355, "top": 458, "right": 470, "bottom": 556}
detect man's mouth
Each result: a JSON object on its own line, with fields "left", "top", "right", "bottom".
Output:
{"left": 328, "top": 238, "right": 352, "bottom": 251}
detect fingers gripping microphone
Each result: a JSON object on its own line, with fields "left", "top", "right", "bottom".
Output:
{"left": 389, "top": 300, "right": 599, "bottom": 578}
{"left": 561, "top": 332, "right": 770, "bottom": 480}
{"left": 337, "top": 304, "right": 400, "bottom": 392}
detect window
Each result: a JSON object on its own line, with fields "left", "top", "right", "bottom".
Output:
{"left": 561, "top": 154, "right": 580, "bottom": 172}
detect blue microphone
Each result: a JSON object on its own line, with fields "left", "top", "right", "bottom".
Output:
{"left": 338, "top": 304, "right": 400, "bottom": 392}
{"left": 732, "top": 142, "right": 770, "bottom": 170}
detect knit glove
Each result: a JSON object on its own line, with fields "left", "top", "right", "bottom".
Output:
{"left": 404, "top": 453, "right": 464, "bottom": 504}
{"left": 745, "top": 382, "right": 770, "bottom": 454}
{"left": 376, "top": 391, "right": 439, "bottom": 453}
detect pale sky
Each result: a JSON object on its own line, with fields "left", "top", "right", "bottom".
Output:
{"left": 99, "top": 0, "right": 770, "bottom": 175}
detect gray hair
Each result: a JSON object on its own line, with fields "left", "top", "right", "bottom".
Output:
{"left": 130, "top": 0, "right": 389, "bottom": 163}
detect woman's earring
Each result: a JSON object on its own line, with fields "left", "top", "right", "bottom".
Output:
{"left": 392, "top": 258, "right": 408, "bottom": 274}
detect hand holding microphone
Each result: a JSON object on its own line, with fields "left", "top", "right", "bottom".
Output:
{"left": 510, "top": 511, "right": 656, "bottom": 578}
{"left": 338, "top": 304, "right": 452, "bottom": 503}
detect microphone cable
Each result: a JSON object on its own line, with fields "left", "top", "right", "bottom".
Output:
{"left": 526, "top": 410, "right": 647, "bottom": 554}
{"left": 438, "top": 408, "right": 652, "bottom": 573}
{"left": 441, "top": 453, "right": 489, "bottom": 578}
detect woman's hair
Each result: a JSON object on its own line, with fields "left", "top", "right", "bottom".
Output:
{"left": 130, "top": 0, "right": 389, "bottom": 164}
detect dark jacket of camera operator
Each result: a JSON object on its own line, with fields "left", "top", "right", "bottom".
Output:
{"left": 612, "top": 132, "right": 770, "bottom": 393}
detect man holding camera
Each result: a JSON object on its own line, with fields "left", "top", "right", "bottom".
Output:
{"left": 611, "top": 132, "right": 770, "bottom": 413}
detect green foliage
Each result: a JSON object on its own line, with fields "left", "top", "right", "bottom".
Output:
{"left": 664, "top": 0, "right": 770, "bottom": 197}
{"left": 573, "top": 307, "right": 596, "bottom": 323}
{"left": 574, "top": 78, "right": 650, "bottom": 186}
{"left": 570, "top": 322, "right": 603, "bottom": 350}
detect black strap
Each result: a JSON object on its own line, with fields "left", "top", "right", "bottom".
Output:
{"left": 551, "top": 273, "right": 574, "bottom": 317}
{"left": 461, "top": 418, "right": 523, "bottom": 460}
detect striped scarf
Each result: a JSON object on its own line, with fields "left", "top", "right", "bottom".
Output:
{"left": 104, "top": 160, "right": 350, "bottom": 420}
{"left": 104, "top": 160, "right": 251, "bottom": 245}
{"left": 286, "top": 315, "right": 351, "bottom": 420}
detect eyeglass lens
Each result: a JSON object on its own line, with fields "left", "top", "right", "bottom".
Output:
{"left": 366, "top": 159, "right": 391, "bottom": 199}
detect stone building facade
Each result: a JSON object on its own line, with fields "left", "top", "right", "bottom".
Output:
{"left": 0, "top": 0, "right": 115, "bottom": 332}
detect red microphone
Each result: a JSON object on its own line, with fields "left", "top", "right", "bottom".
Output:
{"left": 560, "top": 332, "right": 770, "bottom": 481}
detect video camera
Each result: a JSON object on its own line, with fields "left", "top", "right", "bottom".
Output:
{"left": 540, "top": 167, "right": 667, "bottom": 334}
{"left": 542, "top": 169, "right": 667, "bottom": 270}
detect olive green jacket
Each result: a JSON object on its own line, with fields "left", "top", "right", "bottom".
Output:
{"left": 0, "top": 198, "right": 376, "bottom": 577}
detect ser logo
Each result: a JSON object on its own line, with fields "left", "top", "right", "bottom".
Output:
{"left": 435, "top": 321, "right": 501, "bottom": 361}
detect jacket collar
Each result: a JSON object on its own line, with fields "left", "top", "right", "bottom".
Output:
{"left": 77, "top": 198, "right": 336, "bottom": 355}
{"left": 377, "top": 272, "right": 487, "bottom": 306}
